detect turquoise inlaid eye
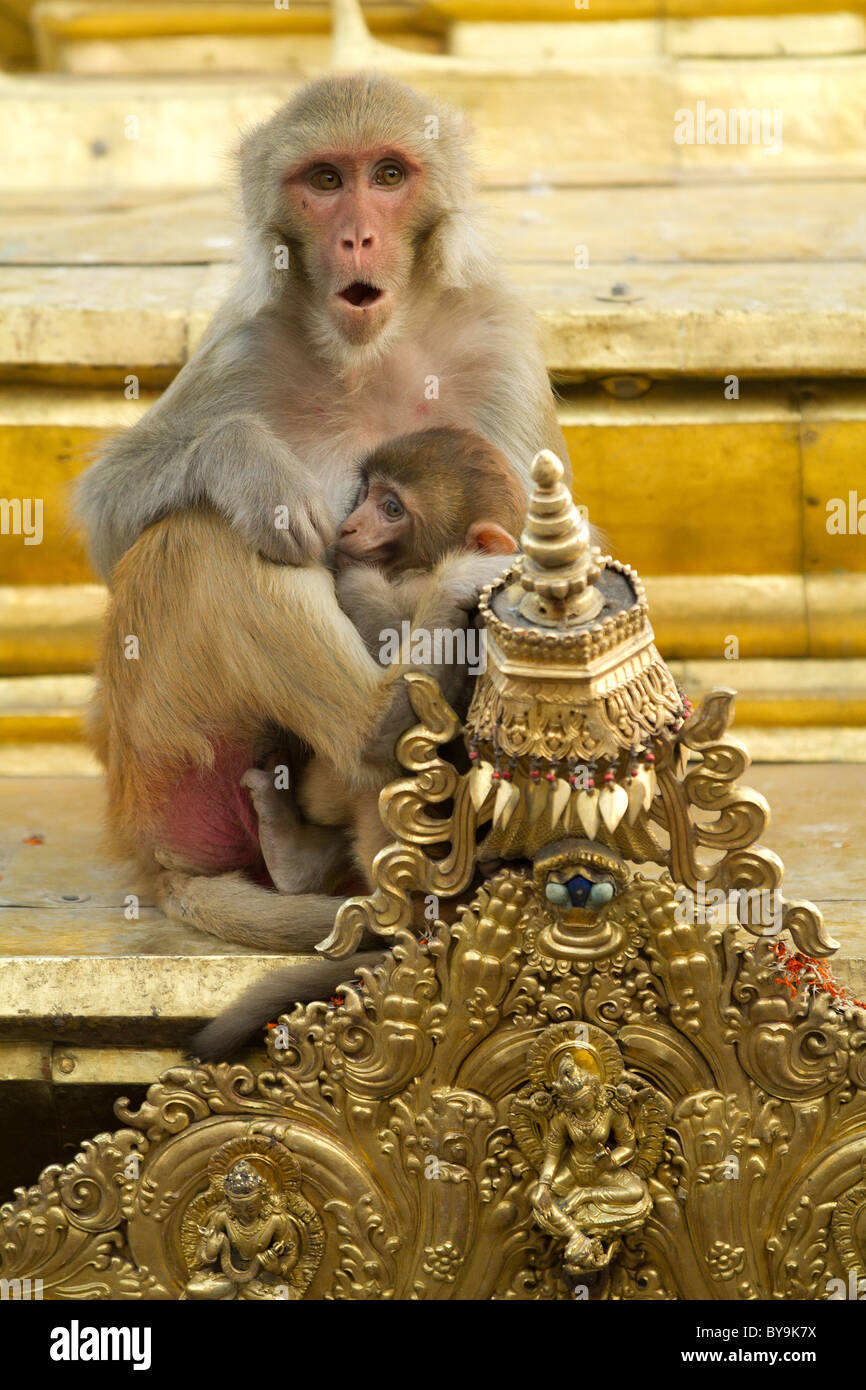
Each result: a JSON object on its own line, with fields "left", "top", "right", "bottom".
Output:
{"left": 545, "top": 881, "right": 570, "bottom": 906}
{"left": 587, "top": 881, "right": 615, "bottom": 907}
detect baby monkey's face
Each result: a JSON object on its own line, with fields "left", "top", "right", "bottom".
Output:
{"left": 334, "top": 475, "right": 414, "bottom": 572}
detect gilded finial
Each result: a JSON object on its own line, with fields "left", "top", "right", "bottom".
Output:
{"left": 517, "top": 450, "right": 603, "bottom": 627}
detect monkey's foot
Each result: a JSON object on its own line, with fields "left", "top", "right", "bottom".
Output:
{"left": 240, "top": 767, "right": 299, "bottom": 832}
{"left": 153, "top": 865, "right": 197, "bottom": 922}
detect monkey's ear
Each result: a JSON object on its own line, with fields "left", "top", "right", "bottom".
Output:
{"left": 466, "top": 522, "right": 518, "bottom": 556}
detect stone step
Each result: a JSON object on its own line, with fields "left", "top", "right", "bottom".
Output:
{"left": 1, "top": 57, "right": 865, "bottom": 192}
{"left": 7, "top": 179, "right": 866, "bottom": 266}
{"left": 31, "top": 0, "right": 442, "bottom": 75}
{"left": 0, "top": 763, "right": 860, "bottom": 1049}
{"left": 428, "top": 1, "right": 866, "bottom": 17}
{"left": 450, "top": 14, "right": 866, "bottom": 62}
{"left": 31, "top": 4, "right": 866, "bottom": 73}
{"left": 2, "top": 179, "right": 864, "bottom": 387}
{"left": 2, "top": 257, "right": 865, "bottom": 382}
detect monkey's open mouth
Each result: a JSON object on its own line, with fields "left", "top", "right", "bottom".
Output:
{"left": 338, "top": 282, "right": 384, "bottom": 309}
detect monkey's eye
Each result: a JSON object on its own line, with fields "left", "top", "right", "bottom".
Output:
{"left": 382, "top": 495, "right": 404, "bottom": 521}
{"left": 373, "top": 162, "right": 405, "bottom": 188}
{"left": 309, "top": 167, "right": 342, "bottom": 192}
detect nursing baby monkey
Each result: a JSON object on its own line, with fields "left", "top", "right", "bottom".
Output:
{"left": 246, "top": 425, "right": 523, "bottom": 894}
{"left": 192, "top": 427, "right": 524, "bottom": 1058}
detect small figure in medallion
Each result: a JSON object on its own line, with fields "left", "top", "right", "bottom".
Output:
{"left": 180, "top": 1126, "right": 324, "bottom": 1300}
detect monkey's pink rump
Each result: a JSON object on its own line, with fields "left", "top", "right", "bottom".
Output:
{"left": 158, "top": 741, "right": 273, "bottom": 887}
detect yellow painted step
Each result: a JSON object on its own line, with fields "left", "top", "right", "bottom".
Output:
{"left": 0, "top": 674, "right": 90, "bottom": 740}
{"left": 0, "top": 585, "right": 105, "bottom": 674}
{"left": 33, "top": 0, "right": 429, "bottom": 41}
{"left": 427, "top": 1, "right": 866, "bottom": 17}
{"left": 562, "top": 383, "right": 866, "bottom": 580}
{"left": 0, "top": 13, "right": 34, "bottom": 68}
{"left": 0, "top": 390, "right": 146, "bottom": 585}
{"left": 2, "top": 384, "right": 866, "bottom": 586}
{"left": 672, "top": 658, "right": 866, "bottom": 725}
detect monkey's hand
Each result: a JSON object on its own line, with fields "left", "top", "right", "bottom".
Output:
{"left": 335, "top": 567, "right": 429, "bottom": 654}
{"left": 187, "top": 415, "right": 335, "bottom": 565}
{"left": 232, "top": 466, "right": 335, "bottom": 566}
{"left": 363, "top": 552, "right": 512, "bottom": 767}
{"left": 415, "top": 550, "right": 513, "bottom": 624}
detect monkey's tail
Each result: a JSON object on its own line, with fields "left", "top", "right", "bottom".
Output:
{"left": 192, "top": 952, "right": 383, "bottom": 1060}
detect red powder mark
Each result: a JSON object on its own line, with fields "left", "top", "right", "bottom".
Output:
{"left": 763, "top": 938, "right": 866, "bottom": 1009}
{"left": 415, "top": 402, "right": 431, "bottom": 416}
{"left": 22, "top": 835, "right": 44, "bottom": 845}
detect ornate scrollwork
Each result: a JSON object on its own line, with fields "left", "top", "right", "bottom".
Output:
{"left": 4, "top": 860, "right": 864, "bottom": 1300}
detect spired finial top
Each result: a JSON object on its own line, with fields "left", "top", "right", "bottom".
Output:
{"left": 517, "top": 449, "right": 603, "bottom": 628}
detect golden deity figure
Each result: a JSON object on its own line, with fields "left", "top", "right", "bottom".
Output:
{"left": 184, "top": 1159, "right": 301, "bottom": 1299}
{"left": 510, "top": 1023, "right": 663, "bottom": 1275}
{"left": 180, "top": 1127, "right": 325, "bottom": 1301}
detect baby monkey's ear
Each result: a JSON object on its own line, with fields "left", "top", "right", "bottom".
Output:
{"left": 465, "top": 521, "right": 518, "bottom": 556}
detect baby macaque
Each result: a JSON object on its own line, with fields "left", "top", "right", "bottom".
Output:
{"left": 193, "top": 427, "right": 525, "bottom": 1057}
{"left": 243, "top": 425, "right": 524, "bottom": 893}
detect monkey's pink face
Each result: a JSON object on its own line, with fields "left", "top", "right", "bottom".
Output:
{"left": 335, "top": 477, "right": 412, "bottom": 570}
{"left": 284, "top": 146, "right": 423, "bottom": 346}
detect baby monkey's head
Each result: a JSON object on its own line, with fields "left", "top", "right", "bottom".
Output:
{"left": 336, "top": 427, "right": 526, "bottom": 575}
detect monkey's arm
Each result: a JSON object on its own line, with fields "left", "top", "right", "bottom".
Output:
{"left": 361, "top": 550, "right": 509, "bottom": 766}
{"left": 78, "top": 324, "right": 333, "bottom": 579}
{"left": 101, "top": 509, "right": 391, "bottom": 781}
{"left": 334, "top": 567, "right": 429, "bottom": 657}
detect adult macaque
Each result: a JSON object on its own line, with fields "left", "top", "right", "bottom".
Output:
{"left": 192, "top": 428, "right": 524, "bottom": 1058}
{"left": 78, "top": 73, "right": 568, "bottom": 995}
